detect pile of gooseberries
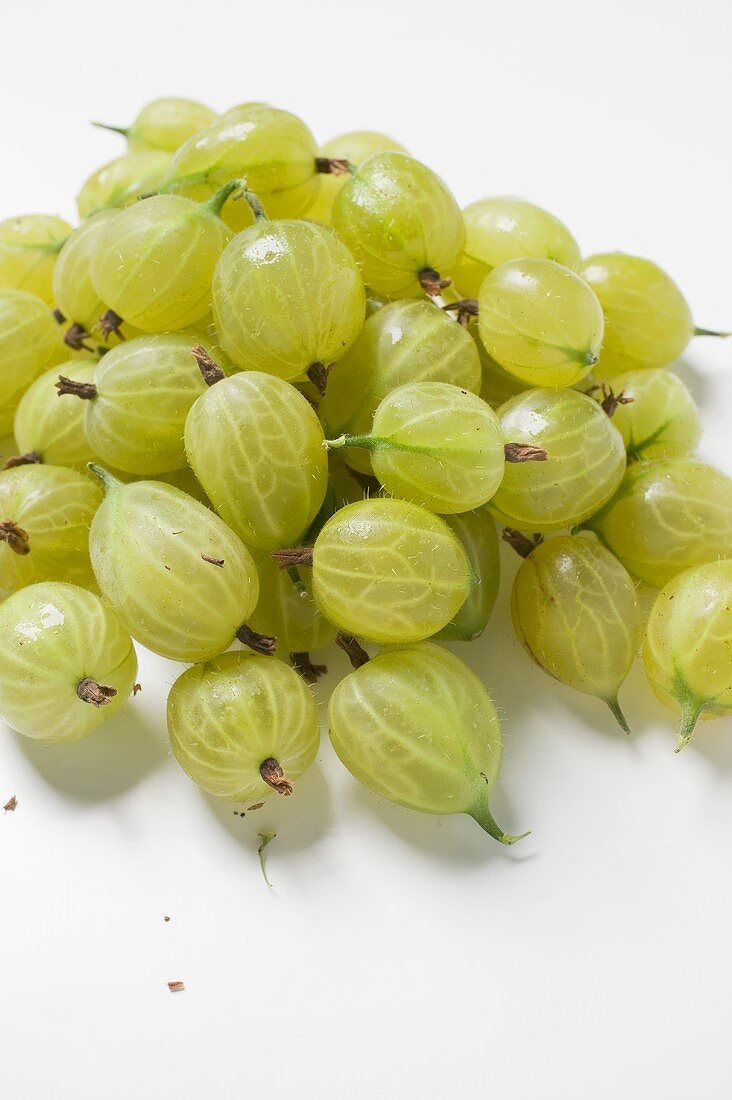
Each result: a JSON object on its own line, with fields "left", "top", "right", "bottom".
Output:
{"left": 0, "top": 96, "right": 730, "bottom": 875}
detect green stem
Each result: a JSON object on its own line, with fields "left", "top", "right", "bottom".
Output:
{"left": 470, "top": 802, "right": 531, "bottom": 845}
{"left": 87, "top": 463, "right": 123, "bottom": 494}
{"left": 675, "top": 700, "right": 703, "bottom": 753}
{"left": 203, "top": 179, "right": 247, "bottom": 218}
{"left": 606, "top": 695, "right": 631, "bottom": 734}
{"left": 91, "top": 120, "right": 129, "bottom": 138}
{"left": 694, "top": 326, "right": 730, "bottom": 338}
{"left": 257, "top": 832, "right": 276, "bottom": 887}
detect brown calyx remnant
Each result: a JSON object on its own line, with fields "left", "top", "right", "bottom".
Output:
{"left": 191, "top": 345, "right": 225, "bottom": 387}
{"left": 335, "top": 632, "right": 370, "bottom": 669}
{"left": 419, "top": 268, "right": 452, "bottom": 297}
{"left": 0, "top": 521, "right": 30, "bottom": 556}
{"left": 3, "top": 452, "right": 42, "bottom": 470}
{"left": 291, "top": 651, "right": 328, "bottom": 684}
{"left": 201, "top": 553, "right": 225, "bottom": 567}
{"left": 236, "top": 623, "right": 277, "bottom": 655}
{"left": 442, "top": 298, "right": 479, "bottom": 326}
{"left": 55, "top": 376, "right": 98, "bottom": 400}
{"left": 314, "top": 157, "right": 351, "bottom": 176}
{"left": 3, "top": 795, "right": 17, "bottom": 812}
{"left": 75, "top": 678, "right": 118, "bottom": 707}
{"left": 64, "top": 323, "right": 94, "bottom": 353}
{"left": 504, "top": 443, "right": 549, "bottom": 463}
{"left": 586, "top": 383, "right": 634, "bottom": 418}
{"left": 52, "top": 308, "right": 66, "bottom": 325}
{"left": 99, "top": 309, "right": 124, "bottom": 340}
{"left": 133, "top": 683, "right": 142, "bottom": 696}
{"left": 167, "top": 981, "right": 185, "bottom": 992}
{"left": 502, "top": 528, "right": 544, "bottom": 559}
{"left": 271, "top": 546, "right": 314, "bottom": 570}
{"left": 259, "top": 758, "right": 294, "bottom": 796}
{"left": 306, "top": 361, "right": 333, "bottom": 397}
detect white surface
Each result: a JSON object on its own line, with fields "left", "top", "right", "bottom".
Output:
{"left": 2, "top": 1, "right": 731, "bottom": 1097}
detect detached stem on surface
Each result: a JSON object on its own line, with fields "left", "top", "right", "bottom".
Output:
{"left": 191, "top": 345, "right": 225, "bottom": 386}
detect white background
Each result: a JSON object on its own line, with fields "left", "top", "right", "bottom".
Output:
{"left": 2, "top": 1, "right": 731, "bottom": 1096}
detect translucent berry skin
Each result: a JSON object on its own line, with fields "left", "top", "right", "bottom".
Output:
{"left": 435, "top": 509, "right": 500, "bottom": 641}
{"left": 0, "top": 290, "right": 65, "bottom": 436}
{"left": 328, "top": 642, "right": 524, "bottom": 843}
{"left": 168, "top": 652, "right": 319, "bottom": 800}
{"left": 308, "top": 130, "right": 407, "bottom": 226}
{"left": 88, "top": 472, "right": 260, "bottom": 663}
{"left": 90, "top": 194, "right": 232, "bottom": 333}
{"left": 76, "top": 151, "right": 172, "bottom": 219}
{"left": 166, "top": 104, "right": 320, "bottom": 223}
{"left": 185, "top": 372, "right": 328, "bottom": 551}
{"left": 0, "top": 215, "right": 72, "bottom": 304}
{"left": 476, "top": 334, "right": 531, "bottom": 408}
{"left": 332, "top": 152, "right": 465, "bottom": 298}
{"left": 478, "top": 258, "right": 604, "bottom": 388}
{"left": 363, "top": 381, "right": 506, "bottom": 513}
{"left": 511, "top": 535, "right": 641, "bottom": 729}
{"left": 596, "top": 368, "right": 701, "bottom": 460}
{"left": 311, "top": 498, "right": 472, "bottom": 644}
{"left": 14, "top": 362, "right": 96, "bottom": 468}
{"left": 0, "top": 582, "right": 137, "bottom": 742}
{"left": 80, "top": 333, "right": 219, "bottom": 474}
{"left": 0, "top": 465, "right": 102, "bottom": 599}
{"left": 52, "top": 211, "right": 117, "bottom": 332}
{"left": 212, "top": 220, "right": 365, "bottom": 378}
{"left": 643, "top": 561, "right": 732, "bottom": 749}
{"left": 321, "top": 300, "right": 481, "bottom": 476}
{"left": 247, "top": 549, "right": 335, "bottom": 654}
{"left": 117, "top": 97, "right": 217, "bottom": 153}
{"left": 488, "top": 389, "right": 626, "bottom": 531}
{"left": 451, "top": 198, "right": 581, "bottom": 298}
{"left": 582, "top": 253, "right": 694, "bottom": 375}
{"left": 582, "top": 459, "right": 732, "bottom": 588}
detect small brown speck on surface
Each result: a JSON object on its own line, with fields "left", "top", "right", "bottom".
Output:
{"left": 167, "top": 981, "right": 185, "bottom": 992}
{"left": 133, "top": 683, "right": 142, "bottom": 696}
{"left": 4, "top": 795, "right": 18, "bottom": 812}
{"left": 201, "top": 554, "right": 225, "bottom": 567}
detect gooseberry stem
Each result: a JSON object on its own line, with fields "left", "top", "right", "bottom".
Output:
{"left": 3, "top": 452, "right": 42, "bottom": 470}
{"left": 87, "top": 463, "right": 124, "bottom": 494}
{"left": 64, "top": 323, "right": 95, "bottom": 353}
{"left": 471, "top": 801, "right": 531, "bottom": 845}
{"left": 335, "top": 632, "right": 370, "bottom": 669}
{"left": 56, "top": 376, "right": 98, "bottom": 400}
{"left": 314, "top": 157, "right": 355, "bottom": 176}
{"left": 257, "top": 832, "right": 276, "bottom": 887}
{"left": 91, "top": 120, "right": 129, "bottom": 138}
{"left": 0, "top": 520, "right": 30, "bottom": 556}
{"left": 675, "top": 701, "right": 703, "bottom": 752}
{"left": 694, "top": 326, "right": 730, "bottom": 338}
{"left": 606, "top": 696, "right": 631, "bottom": 734}
{"left": 504, "top": 443, "right": 548, "bottom": 463}
{"left": 306, "top": 362, "right": 332, "bottom": 396}
{"left": 205, "top": 179, "right": 248, "bottom": 218}
{"left": 419, "top": 268, "right": 452, "bottom": 298}
{"left": 236, "top": 623, "right": 277, "bottom": 655}
{"left": 191, "top": 345, "right": 224, "bottom": 386}
{"left": 259, "top": 758, "right": 293, "bottom": 796}
{"left": 76, "top": 678, "right": 118, "bottom": 707}
{"left": 501, "top": 528, "right": 544, "bottom": 558}
{"left": 271, "top": 547, "right": 314, "bottom": 569}
{"left": 290, "top": 652, "right": 328, "bottom": 683}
